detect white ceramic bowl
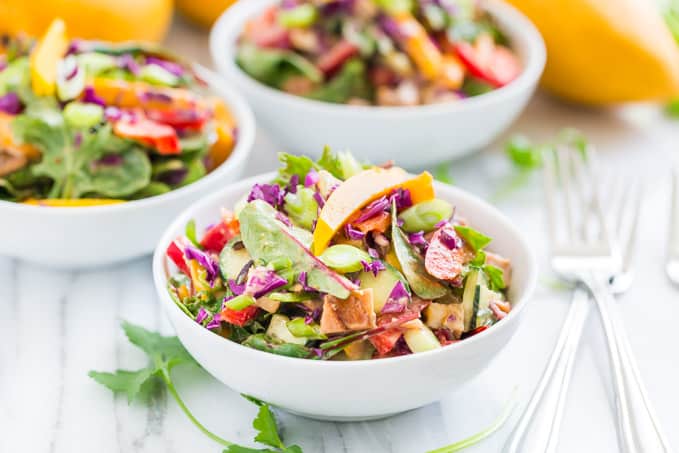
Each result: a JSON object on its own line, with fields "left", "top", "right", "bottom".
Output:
{"left": 0, "top": 76, "right": 255, "bottom": 269}
{"left": 210, "top": 0, "right": 545, "bottom": 169}
{"left": 153, "top": 172, "right": 538, "bottom": 420}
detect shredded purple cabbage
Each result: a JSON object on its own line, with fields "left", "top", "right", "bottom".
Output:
{"left": 355, "top": 196, "right": 389, "bottom": 223}
{"left": 287, "top": 174, "right": 299, "bottom": 194}
{"left": 82, "top": 86, "right": 106, "bottom": 107}
{"left": 104, "top": 106, "right": 122, "bottom": 121}
{"left": 146, "top": 56, "right": 184, "bottom": 77}
{"left": 94, "top": 154, "right": 124, "bottom": 167}
{"left": 276, "top": 211, "right": 293, "bottom": 227}
{"left": 158, "top": 168, "right": 188, "bottom": 186}
{"left": 439, "top": 228, "right": 461, "bottom": 250}
{"left": 184, "top": 246, "right": 220, "bottom": 286}
{"left": 304, "top": 168, "right": 320, "bottom": 187}
{"left": 361, "top": 259, "right": 386, "bottom": 277}
{"left": 368, "top": 247, "right": 379, "bottom": 259}
{"left": 140, "top": 91, "right": 173, "bottom": 103}
{"left": 408, "top": 231, "right": 428, "bottom": 247}
{"left": 205, "top": 316, "right": 221, "bottom": 330}
{"left": 389, "top": 188, "right": 413, "bottom": 211}
{"left": 228, "top": 279, "right": 245, "bottom": 296}
{"left": 313, "top": 191, "right": 325, "bottom": 208}
{"left": 118, "top": 54, "right": 140, "bottom": 75}
{"left": 435, "top": 219, "right": 449, "bottom": 229}
{"left": 344, "top": 223, "right": 366, "bottom": 240}
{"left": 245, "top": 267, "right": 287, "bottom": 298}
{"left": 248, "top": 183, "right": 285, "bottom": 209}
{"left": 381, "top": 281, "right": 410, "bottom": 314}
{"left": 0, "top": 92, "right": 22, "bottom": 114}
{"left": 195, "top": 308, "right": 209, "bottom": 324}
{"left": 297, "top": 271, "right": 317, "bottom": 293}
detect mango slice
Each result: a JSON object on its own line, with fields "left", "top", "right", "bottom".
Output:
{"left": 23, "top": 198, "right": 125, "bottom": 207}
{"left": 312, "top": 168, "right": 434, "bottom": 255}
{"left": 30, "top": 18, "right": 69, "bottom": 96}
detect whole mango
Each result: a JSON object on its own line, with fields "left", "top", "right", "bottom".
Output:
{"left": 506, "top": 0, "right": 679, "bottom": 104}
{"left": 176, "top": 0, "right": 238, "bottom": 28}
{"left": 0, "top": 0, "right": 173, "bottom": 42}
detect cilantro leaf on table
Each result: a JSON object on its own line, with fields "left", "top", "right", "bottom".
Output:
{"left": 433, "top": 162, "right": 455, "bottom": 185}
{"left": 89, "top": 322, "right": 304, "bottom": 452}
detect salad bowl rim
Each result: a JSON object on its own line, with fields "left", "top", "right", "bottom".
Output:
{"left": 153, "top": 171, "right": 539, "bottom": 368}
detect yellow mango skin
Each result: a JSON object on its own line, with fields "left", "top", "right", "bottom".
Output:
{"left": 176, "top": 0, "right": 238, "bottom": 28}
{"left": 506, "top": 0, "right": 679, "bottom": 104}
{"left": 0, "top": 0, "right": 173, "bottom": 43}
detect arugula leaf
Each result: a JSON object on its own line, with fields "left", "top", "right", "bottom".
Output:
{"left": 237, "top": 43, "right": 322, "bottom": 88}
{"left": 307, "top": 59, "right": 370, "bottom": 104}
{"left": 454, "top": 225, "right": 492, "bottom": 252}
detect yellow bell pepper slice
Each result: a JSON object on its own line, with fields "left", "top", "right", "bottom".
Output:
{"left": 205, "top": 97, "right": 236, "bottom": 172}
{"left": 312, "top": 168, "right": 434, "bottom": 255}
{"left": 30, "top": 18, "right": 69, "bottom": 96}
{"left": 392, "top": 12, "right": 443, "bottom": 80}
{"left": 23, "top": 198, "right": 125, "bottom": 207}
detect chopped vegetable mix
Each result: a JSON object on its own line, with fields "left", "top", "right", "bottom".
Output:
{"left": 236, "top": 0, "right": 521, "bottom": 106}
{"left": 166, "top": 149, "right": 512, "bottom": 361}
{"left": 0, "top": 20, "right": 237, "bottom": 203}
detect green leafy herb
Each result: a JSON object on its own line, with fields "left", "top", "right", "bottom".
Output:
{"left": 243, "top": 333, "right": 315, "bottom": 359}
{"left": 433, "top": 162, "right": 455, "bottom": 185}
{"left": 505, "top": 134, "right": 543, "bottom": 170}
{"left": 666, "top": 99, "right": 679, "bottom": 118}
{"left": 307, "top": 59, "right": 370, "bottom": 104}
{"left": 236, "top": 43, "right": 322, "bottom": 88}
{"left": 484, "top": 264, "right": 506, "bottom": 291}
{"left": 315, "top": 146, "right": 344, "bottom": 180}
{"left": 186, "top": 219, "right": 201, "bottom": 248}
{"left": 427, "top": 391, "right": 517, "bottom": 453}
{"left": 90, "top": 322, "right": 305, "bottom": 452}
{"left": 275, "top": 153, "right": 316, "bottom": 186}
{"left": 454, "top": 225, "right": 492, "bottom": 252}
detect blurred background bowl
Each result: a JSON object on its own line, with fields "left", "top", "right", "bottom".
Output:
{"left": 210, "top": 0, "right": 546, "bottom": 169}
{"left": 0, "top": 76, "right": 255, "bottom": 269}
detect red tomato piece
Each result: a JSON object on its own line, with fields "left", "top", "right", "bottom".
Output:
{"left": 317, "top": 40, "right": 359, "bottom": 76}
{"left": 220, "top": 305, "right": 259, "bottom": 327}
{"left": 454, "top": 39, "right": 521, "bottom": 88}
{"left": 244, "top": 6, "right": 290, "bottom": 48}
{"left": 166, "top": 240, "right": 189, "bottom": 275}
{"left": 113, "top": 114, "right": 180, "bottom": 155}
{"left": 461, "top": 325, "right": 489, "bottom": 339}
{"left": 200, "top": 215, "right": 240, "bottom": 253}
{"left": 370, "top": 328, "right": 402, "bottom": 355}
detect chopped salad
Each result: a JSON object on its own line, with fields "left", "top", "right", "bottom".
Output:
{"left": 0, "top": 19, "right": 237, "bottom": 206}
{"left": 236, "top": 0, "right": 521, "bottom": 106}
{"left": 166, "top": 149, "right": 512, "bottom": 360}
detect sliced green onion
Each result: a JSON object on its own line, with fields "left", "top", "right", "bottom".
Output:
{"left": 278, "top": 4, "right": 318, "bottom": 28}
{"left": 286, "top": 318, "right": 327, "bottom": 340}
{"left": 319, "top": 244, "right": 371, "bottom": 273}
{"left": 225, "top": 295, "right": 256, "bottom": 311}
{"left": 185, "top": 219, "right": 200, "bottom": 248}
{"left": 267, "top": 257, "right": 293, "bottom": 271}
{"left": 268, "top": 291, "right": 315, "bottom": 302}
{"left": 398, "top": 199, "right": 454, "bottom": 233}
{"left": 63, "top": 102, "right": 103, "bottom": 129}
{"left": 427, "top": 391, "right": 517, "bottom": 453}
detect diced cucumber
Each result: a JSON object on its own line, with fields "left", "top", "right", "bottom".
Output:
{"left": 219, "top": 239, "right": 252, "bottom": 282}
{"left": 319, "top": 244, "right": 370, "bottom": 273}
{"left": 140, "top": 64, "right": 179, "bottom": 86}
{"left": 403, "top": 320, "right": 441, "bottom": 353}
{"left": 267, "top": 314, "right": 307, "bottom": 345}
{"left": 63, "top": 102, "right": 103, "bottom": 128}
{"left": 359, "top": 263, "right": 406, "bottom": 313}
{"left": 462, "top": 269, "right": 500, "bottom": 331}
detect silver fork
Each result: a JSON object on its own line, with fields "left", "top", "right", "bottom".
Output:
{"left": 504, "top": 147, "right": 671, "bottom": 453}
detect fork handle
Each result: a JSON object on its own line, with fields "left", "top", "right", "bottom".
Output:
{"left": 503, "top": 285, "right": 590, "bottom": 453}
{"left": 586, "top": 276, "right": 673, "bottom": 453}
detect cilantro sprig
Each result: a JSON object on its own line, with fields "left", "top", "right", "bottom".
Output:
{"left": 89, "top": 322, "right": 302, "bottom": 452}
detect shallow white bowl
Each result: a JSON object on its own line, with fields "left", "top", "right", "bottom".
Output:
{"left": 210, "top": 0, "right": 545, "bottom": 169}
{"left": 152, "top": 173, "right": 538, "bottom": 420}
{"left": 0, "top": 74, "right": 255, "bottom": 269}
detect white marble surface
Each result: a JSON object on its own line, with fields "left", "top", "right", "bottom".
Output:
{"left": 2, "top": 17, "right": 679, "bottom": 453}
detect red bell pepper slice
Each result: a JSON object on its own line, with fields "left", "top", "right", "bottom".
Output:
{"left": 219, "top": 305, "right": 259, "bottom": 327}
{"left": 317, "top": 40, "right": 359, "bottom": 76}
{"left": 369, "top": 328, "right": 402, "bottom": 356}
{"left": 113, "top": 114, "right": 180, "bottom": 155}
{"left": 166, "top": 240, "right": 189, "bottom": 275}
{"left": 200, "top": 215, "right": 240, "bottom": 253}
{"left": 454, "top": 38, "right": 521, "bottom": 88}
{"left": 461, "top": 325, "right": 489, "bottom": 339}
{"left": 244, "top": 6, "right": 290, "bottom": 48}
{"left": 145, "top": 108, "right": 209, "bottom": 131}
